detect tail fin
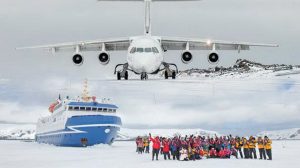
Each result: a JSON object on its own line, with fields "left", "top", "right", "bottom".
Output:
{"left": 98, "top": 0, "right": 201, "bottom": 35}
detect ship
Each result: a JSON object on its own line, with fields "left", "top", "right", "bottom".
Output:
{"left": 35, "top": 80, "right": 122, "bottom": 147}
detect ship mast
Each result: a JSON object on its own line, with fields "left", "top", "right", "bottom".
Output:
{"left": 81, "top": 79, "right": 90, "bottom": 102}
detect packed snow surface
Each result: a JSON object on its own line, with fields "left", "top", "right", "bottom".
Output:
{"left": 0, "top": 140, "right": 298, "bottom": 168}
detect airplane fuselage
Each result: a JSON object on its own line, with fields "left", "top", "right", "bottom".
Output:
{"left": 127, "top": 36, "right": 164, "bottom": 74}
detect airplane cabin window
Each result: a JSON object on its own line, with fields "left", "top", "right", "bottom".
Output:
{"left": 145, "top": 48, "right": 152, "bottom": 53}
{"left": 136, "top": 48, "right": 144, "bottom": 53}
{"left": 130, "top": 47, "right": 136, "bottom": 53}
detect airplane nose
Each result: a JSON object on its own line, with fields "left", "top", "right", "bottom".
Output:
{"left": 130, "top": 53, "right": 159, "bottom": 73}
{"left": 135, "top": 54, "right": 152, "bottom": 64}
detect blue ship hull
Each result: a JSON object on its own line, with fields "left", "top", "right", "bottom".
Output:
{"left": 36, "top": 115, "right": 122, "bottom": 147}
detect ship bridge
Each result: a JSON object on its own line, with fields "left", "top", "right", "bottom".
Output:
{"left": 67, "top": 102, "right": 118, "bottom": 113}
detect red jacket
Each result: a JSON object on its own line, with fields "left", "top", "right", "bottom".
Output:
{"left": 224, "top": 148, "right": 231, "bottom": 156}
{"left": 209, "top": 149, "right": 217, "bottom": 156}
{"left": 163, "top": 140, "right": 170, "bottom": 152}
{"left": 150, "top": 137, "right": 161, "bottom": 150}
{"left": 218, "top": 150, "right": 226, "bottom": 158}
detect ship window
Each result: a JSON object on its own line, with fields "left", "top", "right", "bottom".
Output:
{"left": 86, "top": 107, "right": 91, "bottom": 111}
{"left": 145, "top": 48, "right": 152, "bottom": 53}
{"left": 69, "top": 106, "right": 73, "bottom": 110}
{"left": 80, "top": 107, "right": 85, "bottom": 110}
{"left": 92, "top": 107, "right": 97, "bottom": 111}
{"left": 113, "top": 109, "right": 116, "bottom": 112}
{"left": 74, "top": 107, "right": 79, "bottom": 111}
{"left": 108, "top": 109, "right": 112, "bottom": 112}
{"left": 103, "top": 108, "right": 108, "bottom": 112}
{"left": 97, "top": 108, "right": 103, "bottom": 112}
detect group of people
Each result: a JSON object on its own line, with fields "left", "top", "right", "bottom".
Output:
{"left": 135, "top": 133, "right": 272, "bottom": 161}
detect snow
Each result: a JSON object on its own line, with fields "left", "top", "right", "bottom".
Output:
{"left": 0, "top": 124, "right": 35, "bottom": 140}
{"left": 0, "top": 140, "right": 298, "bottom": 168}
{"left": 2, "top": 123, "right": 300, "bottom": 142}
{"left": 0, "top": 124, "right": 220, "bottom": 141}
{"left": 1, "top": 59, "right": 300, "bottom": 135}
{"left": 257, "top": 128, "right": 300, "bottom": 140}
{"left": 118, "top": 128, "right": 220, "bottom": 140}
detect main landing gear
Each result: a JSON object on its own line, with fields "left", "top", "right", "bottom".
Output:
{"left": 114, "top": 63, "right": 129, "bottom": 80}
{"left": 162, "top": 62, "right": 178, "bottom": 80}
{"left": 114, "top": 62, "right": 178, "bottom": 80}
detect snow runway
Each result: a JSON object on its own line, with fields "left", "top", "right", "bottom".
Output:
{"left": 0, "top": 140, "right": 298, "bottom": 168}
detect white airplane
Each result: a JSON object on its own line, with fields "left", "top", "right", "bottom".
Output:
{"left": 17, "top": 0, "right": 278, "bottom": 80}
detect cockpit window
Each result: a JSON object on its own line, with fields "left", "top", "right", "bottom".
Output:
{"left": 130, "top": 47, "right": 136, "bottom": 53}
{"left": 145, "top": 48, "right": 152, "bottom": 53}
{"left": 131, "top": 47, "right": 159, "bottom": 53}
{"left": 136, "top": 48, "right": 144, "bottom": 53}
{"left": 152, "top": 47, "right": 159, "bottom": 53}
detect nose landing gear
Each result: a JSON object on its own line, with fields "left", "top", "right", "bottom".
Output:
{"left": 141, "top": 72, "right": 148, "bottom": 80}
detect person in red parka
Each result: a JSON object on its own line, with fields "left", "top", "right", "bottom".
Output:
{"left": 209, "top": 148, "right": 217, "bottom": 158}
{"left": 149, "top": 133, "right": 161, "bottom": 161}
{"left": 218, "top": 147, "right": 226, "bottom": 158}
{"left": 162, "top": 138, "right": 171, "bottom": 160}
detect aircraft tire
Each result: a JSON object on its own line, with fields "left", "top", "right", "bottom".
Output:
{"left": 172, "top": 71, "right": 176, "bottom": 79}
{"left": 125, "top": 71, "right": 128, "bottom": 80}
{"left": 117, "top": 72, "right": 121, "bottom": 80}
{"left": 164, "top": 71, "right": 168, "bottom": 79}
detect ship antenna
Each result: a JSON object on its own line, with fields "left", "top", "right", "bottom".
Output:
{"left": 81, "top": 79, "right": 90, "bottom": 102}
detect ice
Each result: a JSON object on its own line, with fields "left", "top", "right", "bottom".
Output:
{"left": 0, "top": 124, "right": 35, "bottom": 140}
{"left": 0, "top": 140, "right": 299, "bottom": 168}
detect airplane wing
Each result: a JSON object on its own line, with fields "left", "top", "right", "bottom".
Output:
{"left": 160, "top": 36, "right": 279, "bottom": 51}
{"left": 16, "top": 37, "right": 131, "bottom": 52}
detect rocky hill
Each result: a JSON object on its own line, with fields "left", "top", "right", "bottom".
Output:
{"left": 178, "top": 59, "right": 300, "bottom": 78}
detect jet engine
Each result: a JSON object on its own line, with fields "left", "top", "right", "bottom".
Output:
{"left": 72, "top": 53, "right": 84, "bottom": 66}
{"left": 208, "top": 52, "right": 219, "bottom": 64}
{"left": 181, "top": 51, "right": 193, "bottom": 64}
{"left": 98, "top": 52, "right": 110, "bottom": 65}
